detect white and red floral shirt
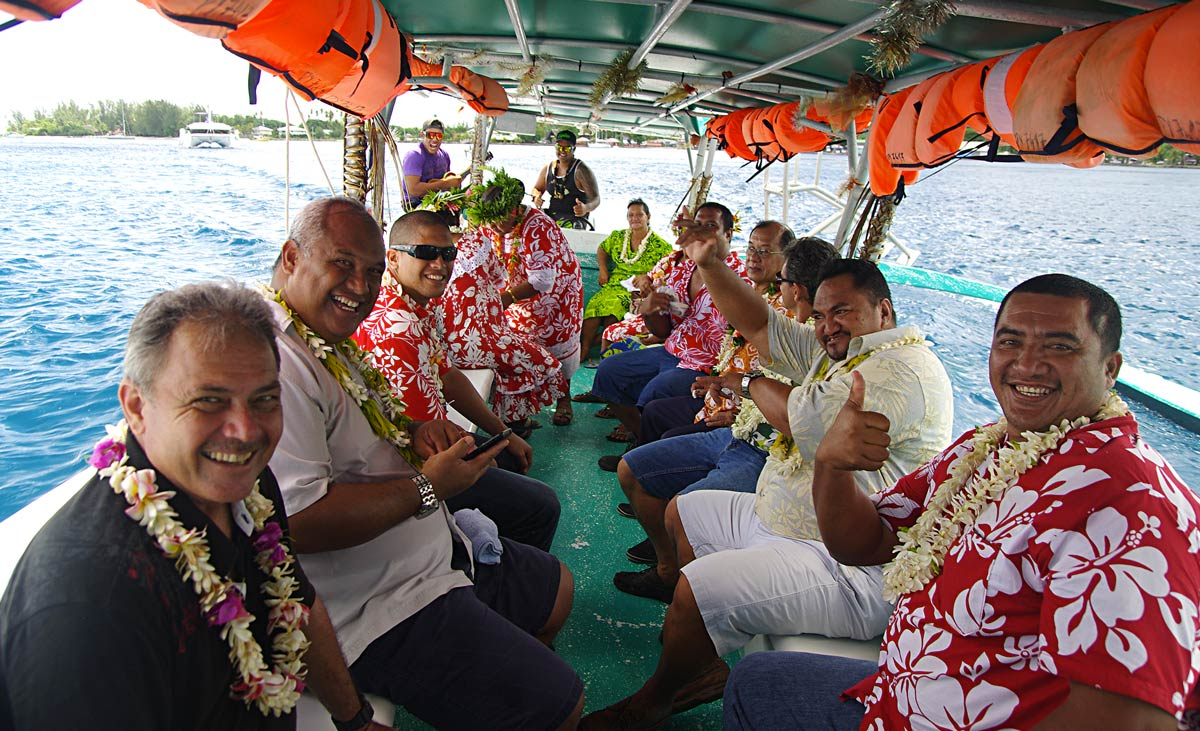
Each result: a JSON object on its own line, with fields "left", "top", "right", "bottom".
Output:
{"left": 438, "top": 228, "right": 568, "bottom": 422}
{"left": 655, "top": 249, "right": 749, "bottom": 372}
{"left": 352, "top": 282, "right": 446, "bottom": 422}
{"left": 484, "top": 207, "right": 583, "bottom": 351}
{"left": 848, "top": 415, "right": 1200, "bottom": 730}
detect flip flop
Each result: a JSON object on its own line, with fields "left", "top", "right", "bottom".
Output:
{"left": 552, "top": 407, "right": 573, "bottom": 426}
{"left": 595, "top": 405, "right": 616, "bottom": 419}
{"left": 572, "top": 392, "right": 604, "bottom": 404}
{"left": 606, "top": 425, "right": 635, "bottom": 443}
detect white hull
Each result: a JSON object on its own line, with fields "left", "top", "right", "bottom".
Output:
{"left": 179, "top": 130, "right": 234, "bottom": 148}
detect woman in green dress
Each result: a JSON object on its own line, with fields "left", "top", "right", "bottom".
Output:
{"left": 580, "top": 198, "right": 672, "bottom": 366}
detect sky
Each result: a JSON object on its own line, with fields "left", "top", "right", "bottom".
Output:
{"left": 0, "top": 0, "right": 476, "bottom": 127}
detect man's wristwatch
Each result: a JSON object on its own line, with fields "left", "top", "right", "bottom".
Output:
{"left": 740, "top": 370, "right": 764, "bottom": 400}
{"left": 413, "top": 473, "right": 439, "bottom": 519}
{"left": 332, "top": 692, "right": 373, "bottom": 731}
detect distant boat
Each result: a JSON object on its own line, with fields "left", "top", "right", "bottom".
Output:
{"left": 180, "top": 110, "right": 235, "bottom": 148}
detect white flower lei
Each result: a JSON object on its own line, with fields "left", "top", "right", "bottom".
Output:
{"left": 767, "top": 334, "right": 928, "bottom": 474}
{"left": 882, "top": 390, "right": 1131, "bottom": 601}
{"left": 263, "top": 285, "right": 420, "bottom": 467}
{"left": 88, "top": 421, "right": 309, "bottom": 715}
{"left": 615, "top": 227, "right": 653, "bottom": 265}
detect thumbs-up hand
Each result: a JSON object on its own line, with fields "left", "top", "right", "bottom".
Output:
{"left": 815, "top": 371, "right": 892, "bottom": 472}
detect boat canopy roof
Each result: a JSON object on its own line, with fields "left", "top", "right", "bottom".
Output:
{"left": 381, "top": 0, "right": 1162, "bottom": 136}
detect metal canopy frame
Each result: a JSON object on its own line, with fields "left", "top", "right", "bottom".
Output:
{"left": 384, "top": 0, "right": 1159, "bottom": 136}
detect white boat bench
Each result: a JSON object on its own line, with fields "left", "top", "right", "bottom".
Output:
{"left": 744, "top": 632, "right": 882, "bottom": 662}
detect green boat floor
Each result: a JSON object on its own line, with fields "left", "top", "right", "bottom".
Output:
{"left": 393, "top": 366, "right": 728, "bottom": 730}
{"left": 392, "top": 255, "right": 729, "bottom": 729}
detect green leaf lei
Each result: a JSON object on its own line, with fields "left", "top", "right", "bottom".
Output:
{"left": 264, "top": 286, "right": 422, "bottom": 468}
{"left": 463, "top": 166, "right": 525, "bottom": 227}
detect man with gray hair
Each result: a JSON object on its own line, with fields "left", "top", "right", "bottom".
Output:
{"left": 0, "top": 282, "right": 388, "bottom": 730}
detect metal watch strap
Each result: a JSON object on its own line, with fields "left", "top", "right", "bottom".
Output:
{"left": 740, "top": 370, "right": 764, "bottom": 400}
{"left": 413, "top": 472, "right": 439, "bottom": 519}
{"left": 331, "top": 692, "right": 373, "bottom": 731}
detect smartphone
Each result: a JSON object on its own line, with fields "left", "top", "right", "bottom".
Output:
{"left": 465, "top": 428, "right": 513, "bottom": 460}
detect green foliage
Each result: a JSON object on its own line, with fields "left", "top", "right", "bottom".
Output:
{"left": 7, "top": 99, "right": 345, "bottom": 139}
{"left": 463, "top": 167, "right": 524, "bottom": 226}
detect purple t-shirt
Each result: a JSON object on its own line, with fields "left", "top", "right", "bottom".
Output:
{"left": 402, "top": 146, "right": 451, "bottom": 205}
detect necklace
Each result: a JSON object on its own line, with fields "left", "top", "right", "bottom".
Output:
{"left": 616, "top": 228, "right": 651, "bottom": 265}
{"left": 494, "top": 208, "right": 527, "bottom": 284}
{"left": 88, "top": 421, "right": 309, "bottom": 715}
{"left": 882, "top": 390, "right": 1131, "bottom": 601}
{"left": 265, "top": 286, "right": 421, "bottom": 467}
{"left": 713, "top": 290, "right": 784, "bottom": 375}
{"left": 767, "top": 333, "right": 928, "bottom": 474}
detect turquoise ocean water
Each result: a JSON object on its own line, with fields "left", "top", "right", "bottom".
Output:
{"left": 1, "top": 136, "right": 1197, "bottom": 518}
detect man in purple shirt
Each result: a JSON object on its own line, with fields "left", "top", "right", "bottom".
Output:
{"left": 402, "top": 119, "right": 462, "bottom": 210}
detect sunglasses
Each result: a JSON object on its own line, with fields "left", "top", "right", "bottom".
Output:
{"left": 775, "top": 274, "right": 799, "bottom": 285}
{"left": 394, "top": 244, "right": 458, "bottom": 262}
{"left": 424, "top": 131, "right": 444, "bottom": 140}
{"left": 746, "top": 246, "right": 785, "bottom": 257}
{"left": 556, "top": 143, "right": 575, "bottom": 151}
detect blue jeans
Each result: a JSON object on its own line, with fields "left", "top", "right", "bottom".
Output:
{"left": 724, "top": 651, "right": 874, "bottom": 730}
{"left": 622, "top": 428, "right": 766, "bottom": 500}
{"left": 589, "top": 346, "right": 703, "bottom": 408}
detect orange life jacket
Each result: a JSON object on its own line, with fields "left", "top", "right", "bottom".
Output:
{"left": 981, "top": 45, "right": 1044, "bottom": 149}
{"left": 914, "top": 64, "right": 988, "bottom": 166}
{"left": 1144, "top": 0, "right": 1200, "bottom": 153}
{"left": 1077, "top": 4, "right": 1180, "bottom": 158}
{"left": 744, "top": 106, "right": 785, "bottom": 162}
{"left": 773, "top": 102, "right": 832, "bottom": 155}
{"left": 720, "top": 108, "right": 758, "bottom": 161}
{"left": 886, "top": 76, "right": 938, "bottom": 169}
{"left": 1012, "top": 22, "right": 1111, "bottom": 164}
{"left": 396, "top": 53, "right": 509, "bottom": 116}
{"left": 868, "top": 88, "right": 919, "bottom": 196}
{"left": 0, "top": 0, "right": 79, "bottom": 21}
{"left": 137, "top": 0, "right": 269, "bottom": 39}
{"left": 221, "top": 0, "right": 378, "bottom": 102}
{"left": 319, "top": 0, "right": 409, "bottom": 118}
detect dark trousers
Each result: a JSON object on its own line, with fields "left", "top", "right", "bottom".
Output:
{"left": 639, "top": 394, "right": 707, "bottom": 445}
{"left": 446, "top": 466, "right": 560, "bottom": 552}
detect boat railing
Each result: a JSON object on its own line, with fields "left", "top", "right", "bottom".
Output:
{"left": 763, "top": 153, "right": 920, "bottom": 266}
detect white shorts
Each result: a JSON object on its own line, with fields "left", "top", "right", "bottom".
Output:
{"left": 677, "top": 490, "right": 892, "bottom": 656}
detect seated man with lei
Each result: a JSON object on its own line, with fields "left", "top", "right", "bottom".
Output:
{"left": 351, "top": 209, "right": 561, "bottom": 552}
{"left": 0, "top": 282, "right": 388, "bottom": 731}
{"left": 583, "top": 255, "right": 954, "bottom": 730}
{"left": 605, "top": 228, "right": 834, "bottom": 570}
{"left": 724, "top": 273, "right": 1200, "bottom": 731}
{"left": 579, "top": 198, "right": 672, "bottom": 366}
{"left": 587, "top": 202, "right": 749, "bottom": 444}
{"left": 600, "top": 223, "right": 809, "bottom": 452}
{"left": 464, "top": 169, "right": 584, "bottom": 427}
{"left": 438, "top": 224, "right": 569, "bottom": 437}
{"left": 265, "top": 197, "right": 584, "bottom": 730}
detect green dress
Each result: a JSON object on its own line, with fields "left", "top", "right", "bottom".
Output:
{"left": 583, "top": 229, "right": 672, "bottom": 320}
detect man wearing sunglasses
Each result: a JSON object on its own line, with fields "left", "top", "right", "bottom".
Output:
{"left": 353, "top": 210, "right": 561, "bottom": 553}
{"left": 532, "top": 129, "right": 602, "bottom": 230}
{"left": 401, "top": 119, "right": 463, "bottom": 211}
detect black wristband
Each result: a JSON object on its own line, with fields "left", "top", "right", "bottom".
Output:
{"left": 331, "top": 692, "right": 373, "bottom": 731}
